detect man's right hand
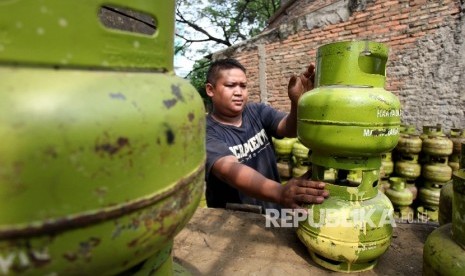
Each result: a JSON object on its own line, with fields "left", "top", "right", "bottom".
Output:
{"left": 279, "top": 171, "right": 329, "bottom": 209}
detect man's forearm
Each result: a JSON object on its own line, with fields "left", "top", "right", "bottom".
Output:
{"left": 212, "top": 157, "right": 284, "bottom": 205}
{"left": 277, "top": 100, "right": 298, "bottom": 138}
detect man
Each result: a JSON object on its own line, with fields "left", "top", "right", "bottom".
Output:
{"left": 205, "top": 58, "right": 329, "bottom": 212}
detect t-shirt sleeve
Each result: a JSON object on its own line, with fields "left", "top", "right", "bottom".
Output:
{"left": 254, "top": 103, "right": 287, "bottom": 138}
{"left": 205, "top": 132, "right": 234, "bottom": 181}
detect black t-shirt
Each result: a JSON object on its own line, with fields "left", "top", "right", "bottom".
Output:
{"left": 205, "top": 103, "right": 287, "bottom": 210}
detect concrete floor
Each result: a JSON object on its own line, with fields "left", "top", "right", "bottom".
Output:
{"left": 173, "top": 208, "right": 437, "bottom": 275}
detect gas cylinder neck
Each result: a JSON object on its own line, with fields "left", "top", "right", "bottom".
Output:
{"left": 315, "top": 41, "right": 388, "bottom": 88}
{"left": 0, "top": 0, "right": 174, "bottom": 71}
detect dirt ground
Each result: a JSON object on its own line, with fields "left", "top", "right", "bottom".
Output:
{"left": 173, "top": 207, "right": 437, "bottom": 276}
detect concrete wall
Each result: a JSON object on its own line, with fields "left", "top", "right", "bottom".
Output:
{"left": 213, "top": 0, "right": 465, "bottom": 132}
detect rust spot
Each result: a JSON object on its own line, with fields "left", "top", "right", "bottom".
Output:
{"left": 165, "top": 128, "right": 175, "bottom": 145}
{"left": 78, "top": 237, "right": 101, "bottom": 261}
{"left": 171, "top": 84, "right": 184, "bottom": 101}
{"left": 163, "top": 98, "right": 177, "bottom": 108}
{"left": 89, "top": 237, "right": 101, "bottom": 247}
{"left": 63, "top": 252, "right": 78, "bottom": 262}
{"left": 131, "top": 218, "right": 141, "bottom": 229}
{"left": 43, "top": 146, "right": 58, "bottom": 158}
{"left": 0, "top": 163, "right": 205, "bottom": 240}
{"left": 188, "top": 112, "right": 195, "bottom": 122}
{"left": 95, "top": 137, "right": 130, "bottom": 156}
{"left": 128, "top": 238, "right": 139, "bottom": 248}
{"left": 109, "top": 92, "right": 126, "bottom": 100}
{"left": 94, "top": 186, "right": 108, "bottom": 197}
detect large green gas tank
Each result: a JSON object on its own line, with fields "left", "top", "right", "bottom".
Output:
{"left": 0, "top": 1, "right": 205, "bottom": 275}
{"left": 423, "top": 169, "right": 465, "bottom": 275}
{"left": 296, "top": 41, "right": 398, "bottom": 273}
{"left": 298, "top": 41, "right": 401, "bottom": 170}
{"left": 297, "top": 173, "right": 394, "bottom": 272}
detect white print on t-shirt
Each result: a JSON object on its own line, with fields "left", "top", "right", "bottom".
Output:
{"left": 228, "top": 129, "right": 270, "bottom": 161}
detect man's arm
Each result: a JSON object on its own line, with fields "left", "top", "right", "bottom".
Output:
{"left": 211, "top": 155, "right": 328, "bottom": 209}
{"left": 276, "top": 64, "right": 315, "bottom": 138}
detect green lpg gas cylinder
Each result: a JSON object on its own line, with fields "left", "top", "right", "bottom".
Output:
{"left": 422, "top": 161, "right": 453, "bottom": 183}
{"left": 296, "top": 41, "right": 397, "bottom": 272}
{"left": 420, "top": 125, "right": 444, "bottom": 140}
{"left": 452, "top": 170, "right": 465, "bottom": 247}
{"left": 297, "top": 171, "right": 394, "bottom": 272}
{"left": 450, "top": 128, "right": 465, "bottom": 154}
{"left": 292, "top": 140, "right": 310, "bottom": 162}
{"left": 0, "top": 1, "right": 205, "bottom": 275}
{"left": 272, "top": 137, "right": 297, "bottom": 161}
{"left": 380, "top": 152, "right": 394, "bottom": 178}
{"left": 394, "top": 154, "right": 422, "bottom": 181}
{"left": 400, "top": 124, "right": 416, "bottom": 135}
{"left": 396, "top": 134, "right": 422, "bottom": 154}
{"left": 449, "top": 129, "right": 465, "bottom": 171}
{"left": 423, "top": 170, "right": 465, "bottom": 275}
{"left": 422, "top": 135, "right": 453, "bottom": 157}
{"left": 291, "top": 140, "right": 311, "bottom": 177}
{"left": 438, "top": 181, "right": 453, "bottom": 225}
{"left": 385, "top": 177, "right": 413, "bottom": 208}
{"left": 297, "top": 41, "right": 401, "bottom": 170}
{"left": 419, "top": 181, "right": 442, "bottom": 208}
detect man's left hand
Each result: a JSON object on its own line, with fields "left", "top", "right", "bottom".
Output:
{"left": 287, "top": 64, "right": 315, "bottom": 103}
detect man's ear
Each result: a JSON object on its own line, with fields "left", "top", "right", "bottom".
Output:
{"left": 206, "top": 83, "right": 215, "bottom": 97}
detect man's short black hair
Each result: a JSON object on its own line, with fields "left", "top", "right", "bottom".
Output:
{"left": 206, "top": 58, "right": 246, "bottom": 86}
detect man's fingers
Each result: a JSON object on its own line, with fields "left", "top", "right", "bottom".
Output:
{"left": 301, "top": 64, "right": 315, "bottom": 91}
{"left": 303, "top": 64, "right": 315, "bottom": 78}
{"left": 295, "top": 186, "right": 329, "bottom": 197}
{"left": 281, "top": 178, "right": 329, "bottom": 208}
{"left": 295, "top": 194, "right": 326, "bottom": 204}
{"left": 296, "top": 180, "right": 326, "bottom": 189}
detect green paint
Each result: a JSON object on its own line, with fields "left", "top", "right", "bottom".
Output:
{"left": 298, "top": 41, "right": 401, "bottom": 169}
{"left": 0, "top": 0, "right": 205, "bottom": 274}
{"left": 384, "top": 177, "right": 413, "bottom": 207}
{"left": 423, "top": 224, "right": 465, "bottom": 276}
{"left": 452, "top": 170, "right": 465, "bottom": 246}
{"left": 423, "top": 170, "right": 465, "bottom": 275}
{"left": 296, "top": 41, "right": 398, "bottom": 272}
{"left": 439, "top": 181, "right": 453, "bottom": 225}
{"left": 315, "top": 41, "right": 388, "bottom": 88}
{"left": 0, "top": 0, "right": 174, "bottom": 71}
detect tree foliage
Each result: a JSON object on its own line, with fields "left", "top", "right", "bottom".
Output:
{"left": 175, "top": 0, "right": 280, "bottom": 105}
{"left": 189, "top": 58, "right": 212, "bottom": 111}
{"left": 176, "top": 0, "right": 279, "bottom": 51}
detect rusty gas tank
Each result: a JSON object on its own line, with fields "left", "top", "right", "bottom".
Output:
{"left": 0, "top": 1, "right": 205, "bottom": 274}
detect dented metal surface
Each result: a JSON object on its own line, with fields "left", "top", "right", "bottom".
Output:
{"left": 0, "top": 167, "right": 204, "bottom": 275}
{"left": 0, "top": 1, "right": 205, "bottom": 275}
{"left": 0, "top": 164, "right": 204, "bottom": 240}
{"left": 0, "top": 69, "right": 206, "bottom": 274}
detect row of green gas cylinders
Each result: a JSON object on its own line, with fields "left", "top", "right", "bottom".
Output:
{"left": 378, "top": 125, "right": 464, "bottom": 222}
{"left": 272, "top": 137, "right": 337, "bottom": 183}
{"left": 423, "top": 143, "right": 465, "bottom": 275}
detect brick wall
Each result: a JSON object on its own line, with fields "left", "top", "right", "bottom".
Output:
{"left": 213, "top": 0, "right": 465, "bottom": 132}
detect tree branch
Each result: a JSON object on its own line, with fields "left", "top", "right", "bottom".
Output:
{"left": 176, "top": 7, "right": 232, "bottom": 46}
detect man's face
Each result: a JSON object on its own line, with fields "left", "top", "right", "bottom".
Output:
{"left": 207, "top": 68, "right": 248, "bottom": 117}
